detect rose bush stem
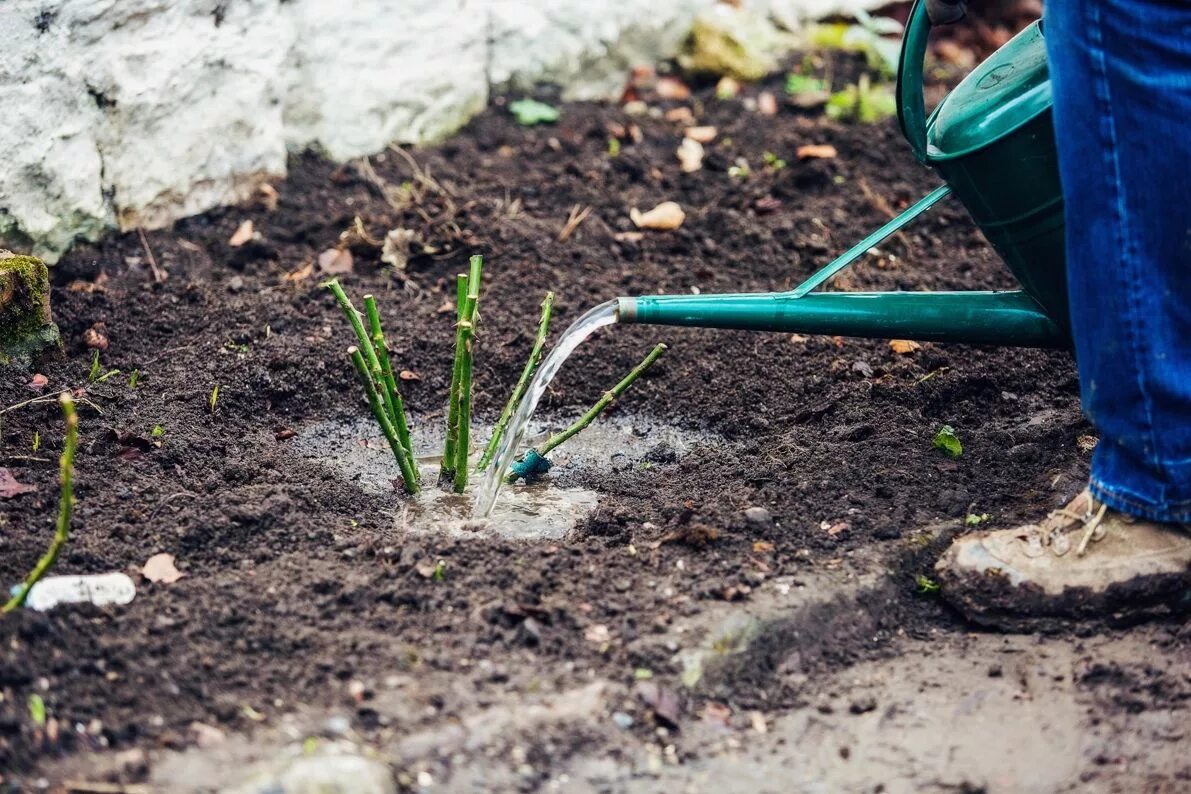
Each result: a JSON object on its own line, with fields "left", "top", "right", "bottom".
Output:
{"left": 363, "top": 294, "right": 415, "bottom": 472}
{"left": 452, "top": 255, "right": 484, "bottom": 493}
{"left": 441, "top": 273, "right": 469, "bottom": 485}
{"left": 3, "top": 394, "right": 78, "bottom": 613}
{"left": 349, "top": 347, "right": 419, "bottom": 493}
{"left": 476, "top": 291, "right": 553, "bottom": 472}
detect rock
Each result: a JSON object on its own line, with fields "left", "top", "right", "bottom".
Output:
{"left": 0, "top": 253, "right": 60, "bottom": 366}
{"left": 515, "top": 617, "right": 543, "bottom": 648}
{"left": 611, "top": 711, "right": 634, "bottom": 730}
{"left": 228, "top": 751, "right": 396, "bottom": 794}
{"left": 849, "top": 696, "right": 878, "bottom": 715}
{"left": 743, "top": 506, "right": 772, "bottom": 528}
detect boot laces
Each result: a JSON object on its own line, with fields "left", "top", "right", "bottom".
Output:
{"left": 1030, "top": 491, "right": 1109, "bottom": 557}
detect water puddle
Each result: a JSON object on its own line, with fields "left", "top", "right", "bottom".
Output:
{"left": 294, "top": 415, "right": 709, "bottom": 540}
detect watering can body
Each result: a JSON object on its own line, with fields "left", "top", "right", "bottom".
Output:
{"left": 618, "top": 0, "right": 1071, "bottom": 348}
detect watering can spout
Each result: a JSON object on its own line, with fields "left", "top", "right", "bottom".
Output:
{"left": 616, "top": 290, "right": 1066, "bottom": 348}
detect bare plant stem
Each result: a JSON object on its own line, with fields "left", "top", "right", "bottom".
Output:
{"left": 3, "top": 394, "right": 78, "bottom": 613}
{"left": 452, "top": 255, "right": 484, "bottom": 493}
{"left": 325, "top": 280, "right": 398, "bottom": 425}
{"left": 441, "top": 273, "right": 468, "bottom": 485}
{"left": 506, "top": 343, "right": 666, "bottom": 483}
{"left": 363, "top": 295, "right": 415, "bottom": 471}
{"left": 476, "top": 291, "right": 554, "bottom": 472}
{"left": 349, "top": 347, "right": 419, "bottom": 493}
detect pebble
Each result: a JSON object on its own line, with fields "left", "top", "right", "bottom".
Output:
{"left": 743, "top": 506, "right": 772, "bottom": 527}
{"left": 227, "top": 752, "right": 396, "bottom": 794}
{"left": 611, "top": 711, "right": 635, "bottom": 730}
{"left": 849, "top": 696, "right": 878, "bottom": 715}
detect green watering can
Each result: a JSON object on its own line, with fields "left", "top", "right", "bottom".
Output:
{"left": 617, "top": 0, "right": 1070, "bottom": 347}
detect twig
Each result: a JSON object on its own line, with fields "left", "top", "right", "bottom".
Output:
{"left": 363, "top": 295, "right": 415, "bottom": 466}
{"left": 558, "top": 205, "right": 593, "bottom": 242}
{"left": 1, "top": 389, "right": 71, "bottom": 416}
{"left": 507, "top": 343, "right": 667, "bottom": 483}
{"left": 325, "top": 280, "right": 400, "bottom": 430}
{"left": 137, "top": 228, "right": 168, "bottom": 283}
{"left": 3, "top": 394, "right": 78, "bottom": 612}
{"left": 451, "top": 255, "right": 484, "bottom": 493}
{"left": 476, "top": 291, "right": 554, "bottom": 472}
{"left": 349, "top": 347, "right": 419, "bottom": 493}
{"left": 441, "top": 273, "right": 469, "bottom": 485}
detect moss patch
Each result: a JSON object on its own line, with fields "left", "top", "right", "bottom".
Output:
{"left": 0, "top": 254, "right": 60, "bottom": 366}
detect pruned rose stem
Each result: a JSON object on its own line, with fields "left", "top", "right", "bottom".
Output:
{"left": 452, "top": 255, "right": 484, "bottom": 493}
{"left": 349, "top": 346, "right": 419, "bottom": 493}
{"left": 441, "top": 272, "right": 469, "bottom": 486}
{"left": 506, "top": 342, "right": 667, "bottom": 483}
{"left": 3, "top": 394, "right": 78, "bottom": 613}
{"left": 325, "top": 279, "right": 400, "bottom": 427}
{"left": 363, "top": 294, "right": 415, "bottom": 475}
{"left": 476, "top": 290, "right": 554, "bottom": 472}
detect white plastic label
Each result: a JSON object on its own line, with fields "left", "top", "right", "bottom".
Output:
{"left": 23, "top": 573, "right": 137, "bottom": 611}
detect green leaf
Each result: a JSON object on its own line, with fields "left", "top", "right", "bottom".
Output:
{"left": 932, "top": 424, "right": 963, "bottom": 458}
{"left": 825, "top": 78, "right": 895, "bottom": 124}
{"left": 28, "top": 693, "right": 46, "bottom": 727}
{"left": 785, "top": 74, "right": 826, "bottom": 95}
{"left": 87, "top": 350, "right": 101, "bottom": 383}
{"left": 509, "top": 99, "right": 559, "bottom": 126}
{"left": 151, "top": 424, "right": 165, "bottom": 438}
{"left": 914, "top": 574, "right": 940, "bottom": 595}
{"left": 965, "top": 512, "right": 990, "bottom": 526}
{"left": 633, "top": 667, "right": 654, "bottom": 680}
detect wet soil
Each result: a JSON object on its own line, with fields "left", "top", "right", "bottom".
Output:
{"left": 1, "top": 48, "right": 1187, "bottom": 790}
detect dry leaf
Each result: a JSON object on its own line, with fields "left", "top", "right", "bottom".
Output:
{"left": 749, "top": 711, "right": 768, "bottom": 734}
{"left": 255, "top": 183, "right": 279, "bottom": 212}
{"left": 398, "top": 370, "right": 422, "bottom": 381}
{"left": 684, "top": 126, "right": 717, "bottom": 144}
{"left": 752, "top": 540, "right": 775, "bottom": 553}
{"left": 820, "top": 520, "right": 850, "bottom": 537}
{"left": 676, "top": 138, "right": 704, "bottom": 173}
{"left": 142, "top": 553, "right": 184, "bottom": 584}
{"left": 758, "top": 91, "right": 778, "bottom": 116}
{"left": 584, "top": 624, "right": 612, "bottom": 644}
{"left": 381, "top": 228, "right": 417, "bottom": 270}
{"left": 27, "top": 374, "right": 48, "bottom": 391}
{"left": 715, "top": 76, "right": 740, "bottom": 99}
{"left": 796, "top": 144, "right": 838, "bottom": 160}
{"left": 435, "top": 299, "right": 456, "bottom": 314}
{"left": 630, "top": 201, "right": 685, "bottom": 231}
{"left": 637, "top": 681, "right": 682, "bottom": 728}
{"left": 889, "top": 339, "right": 921, "bottom": 354}
{"left": 283, "top": 260, "right": 315, "bottom": 283}
{"left": 656, "top": 76, "right": 691, "bottom": 100}
{"left": 228, "top": 220, "right": 255, "bottom": 247}
{"left": 317, "top": 247, "right": 354, "bottom": 275}
{"left": 0, "top": 469, "right": 36, "bottom": 500}
{"left": 613, "top": 231, "right": 644, "bottom": 243}
{"left": 82, "top": 324, "right": 108, "bottom": 351}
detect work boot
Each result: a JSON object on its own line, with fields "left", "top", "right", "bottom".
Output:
{"left": 935, "top": 489, "right": 1191, "bottom": 631}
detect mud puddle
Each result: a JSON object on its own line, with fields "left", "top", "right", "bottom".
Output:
{"left": 294, "top": 415, "right": 713, "bottom": 540}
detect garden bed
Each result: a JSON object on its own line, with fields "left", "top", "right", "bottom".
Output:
{"left": 1, "top": 54, "right": 1187, "bottom": 790}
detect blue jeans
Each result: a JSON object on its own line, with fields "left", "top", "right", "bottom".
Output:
{"left": 1045, "top": 0, "right": 1191, "bottom": 522}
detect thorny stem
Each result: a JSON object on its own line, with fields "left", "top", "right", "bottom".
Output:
{"left": 507, "top": 343, "right": 667, "bottom": 483}
{"left": 441, "top": 273, "right": 469, "bottom": 485}
{"left": 452, "top": 255, "right": 484, "bottom": 493}
{"left": 349, "top": 347, "right": 419, "bottom": 494}
{"left": 364, "top": 295, "right": 416, "bottom": 478}
{"left": 476, "top": 291, "right": 554, "bottom": 472}
{"left": 325, "top": 280, "right": 398, "bottom": 428}
{"left": 3, "top": 394, "right": 78, "bottom": 613}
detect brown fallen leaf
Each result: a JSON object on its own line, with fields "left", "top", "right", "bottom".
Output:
{"left": 255, "top": 183, "right": 280, "bottom": 212}
{"left": 317, "top": 247, "right": 353, "bottom": 275}
{"left": 630, "top": 201, "right": 685, "bottom": 231}
{"left": 283, "top": 259, "right": 315, "bottom": 283}
{"left": 381, "top": 228, "right": 417, "bottom": 270}
{"left": 676, "top": 138, "right": 704, "bottom": 173}
{"left": 27, "top": 374, "right": 49, "bottom": 391}
{"left": 435, "top": 299, "right": 456, "bottom": 314}
{"left": 613, "top": 231, "right": 644, "bottom": 243}
{"left": 0, "top": 469, "right": 36, "bottom": 499}
{"left": 142, "top": 553, "right": 184, "bottom": 584}
{"left": 758, "top": 91, "right": 778, "bottom": 116}
{"left": 752, "top": 540, "right": 775, "bottom": 553}
{"left": 656, "top": 76, "right": 691, "bottom": 100}
{"left": 83, "top": 323, "right": 109, "bottom": 351}
{"left": 703, "top": 701, "right": 732, "bottom": 727}
{"left": 584, "top": 624, "right": 612, "bottom": 644}
{"left": 228, "top": 220, "right": 255, "bottom": 247}
{"left": 637, "top": 680, "right": 682, "bottom": 728}
{"left": 398, "top": 370, "right": 422, "bottom": 381}
{"left": 889, "top": 339, "right": 922, "bottom": 354}
{"left": 820, "top": 520, "right": 850, "bottom": 537}
{"left": 664, "top": 107, "right": 694, "bottom": 124}
{"left": 796, "top": 144, "right": 838, "bottom": 160}
{"left": 684, "top": 125, "right": 717, "bottom": 144}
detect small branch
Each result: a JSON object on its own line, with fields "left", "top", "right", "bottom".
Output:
{"left": 137, "top": 228, "right": 168, "bottom": 283}
{"left": 349, "top": 347, "right": 419, "bottom": 494}
{"left": 452, "top": 255, "right": 484, "bottom": 493}
{"left": 326, "top": 279, "right": 400, "bottom": 429}
{"left": 476, "top": 291, "right": 554, "bottom": 472}
{"left": 507, "top": 344, "right": 667, "bottom": 483}
{"left": 3, "top": 394, "right": 78, "bottom": 613}
{"left": 441, "top": 273, "right": 469, "bottom": 485}
{"left": 558, "top": 204, "right": 593, "bottom": 242}
{"left": 364, "top": 294, "right": 416, "bottom": 478}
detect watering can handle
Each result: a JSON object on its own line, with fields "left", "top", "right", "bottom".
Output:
{"left": 897, "top": 0, "right": 934, "bottom": 164}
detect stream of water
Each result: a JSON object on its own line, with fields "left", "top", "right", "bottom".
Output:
{"left": 474, "top": 299, "right": 619, "bottom": 516}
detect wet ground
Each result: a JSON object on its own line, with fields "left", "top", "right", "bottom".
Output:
{"left": 1, "top": 41, "right": 1188, "bottom": 792}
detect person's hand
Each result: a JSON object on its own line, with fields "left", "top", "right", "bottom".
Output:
{"left": 926, "top": 0, "right": 967, "bottom": 24}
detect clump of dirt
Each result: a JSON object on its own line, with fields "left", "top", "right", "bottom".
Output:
{"left": 0, "top": 43, "right": 1183, "bottom": 786}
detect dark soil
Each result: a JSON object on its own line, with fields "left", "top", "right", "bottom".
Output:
{"left": 1, "top": 49, "right": 1185, "bottom": 785}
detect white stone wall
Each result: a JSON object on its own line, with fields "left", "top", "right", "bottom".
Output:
{"left": 0, "top": 0, "right": 879, "bottom": 261}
